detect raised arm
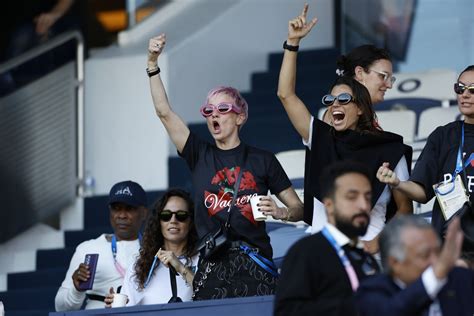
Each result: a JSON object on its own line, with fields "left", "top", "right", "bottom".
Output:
{"left": 148, "top": 34, "right": 190, "bottom": 153}
{"left": 35, "top": 0, "right": 74, "bottom": 35}
{"left": 377, "top": 162, "right": 428, "bottom": 203}
{"left": 277, "top": 4, "right": 318, "bottom": 141}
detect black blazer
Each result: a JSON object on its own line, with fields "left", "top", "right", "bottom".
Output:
{"left": 355, "top": 268, "right": 474, "bottom": 316}
{"left": 274, "top": 232, "right": 378, "bottom": 316}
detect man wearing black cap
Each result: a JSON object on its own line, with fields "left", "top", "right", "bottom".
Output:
{"left": 55, "top": 180, "right": 148, "bottom": 311}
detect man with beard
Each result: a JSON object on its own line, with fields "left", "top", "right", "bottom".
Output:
{"left": 274, "top": 161, "right": 380, "bottom": 316}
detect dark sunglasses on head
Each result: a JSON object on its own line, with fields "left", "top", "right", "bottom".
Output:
{"left": 321, "top": 93, "right": 354, "bottom": 106}
{"left": 199, "top": 103, "right": 241, "bottom": 117}
{"left": 454, "top": 82, "right": 474, "bottom": 95}
{"left": 158, "top": 210, "right": 190, "bottom": 222}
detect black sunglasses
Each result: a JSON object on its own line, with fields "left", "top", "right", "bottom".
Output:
{"left": 158, "top": 210, "right": 190, "bottom": 222}
{"left": 454, "top": 82, "right": 474, "bottom": 95}
{"left": 321, "top": 93, "right": 354, "bottom": 106}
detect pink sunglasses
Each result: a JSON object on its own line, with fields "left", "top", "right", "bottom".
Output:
{"left": 199, "top": 103, "right": 242, "bottom": 117}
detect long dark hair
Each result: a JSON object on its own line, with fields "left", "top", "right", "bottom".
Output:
{"left": 458, "top": 65, "right": 474, "bottom": 80}
{"left": 336, "top": 44, "right": 391, "bottom": 78}
{"left": 328, "top": 76, "right": 381, "bottom": 133}
{"left": 134, "top": 188, "right": 198, "bottom": 289}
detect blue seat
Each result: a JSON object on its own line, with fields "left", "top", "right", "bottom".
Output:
{"left": 64, "top": 227, "right": 112, "bottom": 248}
{"left": 7, "top": 268, "right": 67, "bottom": 290}
{"left": 0, "top": 287, "right": 57, "bottom": 311}
{"left": 251, "top": 65, "right": 336, "bottom": 92}
{"left": 267, "top": 48, "right": 340, "bottom": 71}
{"left": 36, "top": 247, "right": 75, "bottom": 270}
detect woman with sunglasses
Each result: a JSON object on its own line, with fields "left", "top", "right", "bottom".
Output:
{"left": 288, "top": 5, "right": 395, "bottom": 122}
{"left": 146, "top": 34, "right": 304, "bottom": 300}
{"left": 277, "top": 5, "right": 412, "bottom": 255}
{"left": 377, "top": 65, "right": 474, "bottom": 243}
{"left": 105, "top": 189, "right": 199, "bottom": 306}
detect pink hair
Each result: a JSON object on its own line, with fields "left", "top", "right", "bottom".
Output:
{"left": 205, "top": 86, "right": 249, "bottom": 126}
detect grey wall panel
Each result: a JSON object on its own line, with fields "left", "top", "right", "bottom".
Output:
{"left": 0, "top": 62, "right": 77, "bottom": 242}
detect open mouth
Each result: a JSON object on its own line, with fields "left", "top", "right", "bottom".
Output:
{"left": 212, "top": 121, "right": 221, "bottom": 133}
{"left": 332, "top": 111, "right": 345, "bottom": 124}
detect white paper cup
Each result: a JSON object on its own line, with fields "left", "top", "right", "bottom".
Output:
{"left": 250, "top": 195, "right": 268, "bottom": 221}
{"left": 111, "top": 293, "right": 128, "bottom": 308}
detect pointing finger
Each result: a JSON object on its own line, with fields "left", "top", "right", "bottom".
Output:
{"left": 301, "top": 3, "right": 309, "bottom": 18}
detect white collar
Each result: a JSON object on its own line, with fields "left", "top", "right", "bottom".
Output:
{"left": 325, "top": 223, "right": 363, "bottom": 249}
{"left": 393, "top": 277, "right": 406, "bottom": 289}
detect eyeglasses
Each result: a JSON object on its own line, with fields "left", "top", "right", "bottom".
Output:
{"left": 370, "top": 69, "right": 396, "bottom": 84}
{"left": 321, "top": 93, "right": 354, "bottom": 106}
{"left": 199, "top": 103, "right": 242, "bottom": 117}
{"left": 454, "top": 82, "right": 474, "bottom": 95}
{"left": 158, "top": 210, "right": 190, "bottom": 222}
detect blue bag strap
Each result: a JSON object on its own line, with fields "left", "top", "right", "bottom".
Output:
{"left": 240, "top": 245, "right": 279, "bottom": 278}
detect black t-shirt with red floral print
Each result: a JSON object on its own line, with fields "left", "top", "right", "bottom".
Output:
{"left": 179, "top": 132, "right": 292, "bottom": 259}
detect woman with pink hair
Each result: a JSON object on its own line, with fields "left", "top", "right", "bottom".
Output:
{"left": 146, "top": 33, "right": 303, "bottom": 300}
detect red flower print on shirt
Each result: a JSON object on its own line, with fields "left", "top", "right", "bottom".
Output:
{"left": 204, "top": 166, "right": 259, "bottom": 225}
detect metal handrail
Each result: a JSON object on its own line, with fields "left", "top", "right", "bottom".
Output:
{"left": 0, "top": 30, "right": 85, "bottom": 197}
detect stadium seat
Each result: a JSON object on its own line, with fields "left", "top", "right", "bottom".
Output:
{"left": 417, "top": 106, "right": 461, "bottom": 139}
{"left": 275, "top": 150, "right": 305, "bottom": 180}
{"left": 376, "top": 109, "right": 417, "bottom": 143}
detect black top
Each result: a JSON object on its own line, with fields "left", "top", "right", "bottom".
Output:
{"left": 304, "top": 119, "right": 412, "bottom": 225}
{"left": 411, "top": 120, "right": 474, "bottom": 237}
{"left": 179, "top": 132, "right": 292, "bottom": 259}
{"left": 274, "top": 232, "right": 379, "bottom": 316}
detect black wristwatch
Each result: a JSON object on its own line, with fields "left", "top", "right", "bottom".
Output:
{"left": 283, "top": 40, "right": 299, "bottom": 52}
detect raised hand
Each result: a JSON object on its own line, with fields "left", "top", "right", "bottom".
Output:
{"left": 72, "top": 263, "right": 90, "bottom": 291}
{"left": 376, "top": 162, "right": 400, "bottom": 187}
{"left": 104, "top": 287, "right": 115, "bottom": 308}
{"left": 433, "top": 216, "right": 464, "bottom": 279}
{"left": 34, "top": 12, "right": 59, "bottom": 35}
{"left": 148, "top": 33, "right": 166, "bottom": 62}
{"left": 157, "top": 248, "right": 181, "bottom": 271}
{"left": 287, "top": 3, "right": 318, "bottom": 44}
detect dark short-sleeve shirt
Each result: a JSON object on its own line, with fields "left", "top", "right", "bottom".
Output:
{"left": 179, "top": 132, "right": 292, "bottom": 259}
{"left": 411, "top": 121, "right": 474, "bottom": 236}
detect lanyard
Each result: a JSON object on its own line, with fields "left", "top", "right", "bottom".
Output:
{"left": 111, "top": 233, "right": 142, "bottom": 278}
{"left": 439, "top": 122, "right": 474, "bottom": 196}
{"left": 321, "top": 227, "right": 359, "bottom": 291}
{"left": 144, "top": 253, "right": 189, "bottom": 288}
{"left": 454, "top": 122, "right": 466, "bottom": 177}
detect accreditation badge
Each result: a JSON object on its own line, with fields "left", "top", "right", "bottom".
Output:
{"left": 433, "top": 174, "right": 469, "bottom": 221}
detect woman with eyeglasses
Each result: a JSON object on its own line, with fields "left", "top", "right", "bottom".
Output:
{"left": 105, "top": 189, "right": 199, "bottom": 306}
{"left": 377, "top": 65, "right": 474, "bottom": 244}
{"left": 146, "top": 34, "right": 304, "bottom": 300}
{"left": 277, "top": 4, "right": 412, "bottom": 255}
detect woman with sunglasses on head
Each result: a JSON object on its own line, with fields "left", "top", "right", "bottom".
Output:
{"left": 105, "top": 188, "right": 199, "bottom": 306}
{"left": 277, "top": 4, "right": 412, "bottom": 255}
{"left": 378, "top": 65, "right": 474, "bottom": 244}
{"left": 146, "top": 34, "right": 304, "bottom": 300}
